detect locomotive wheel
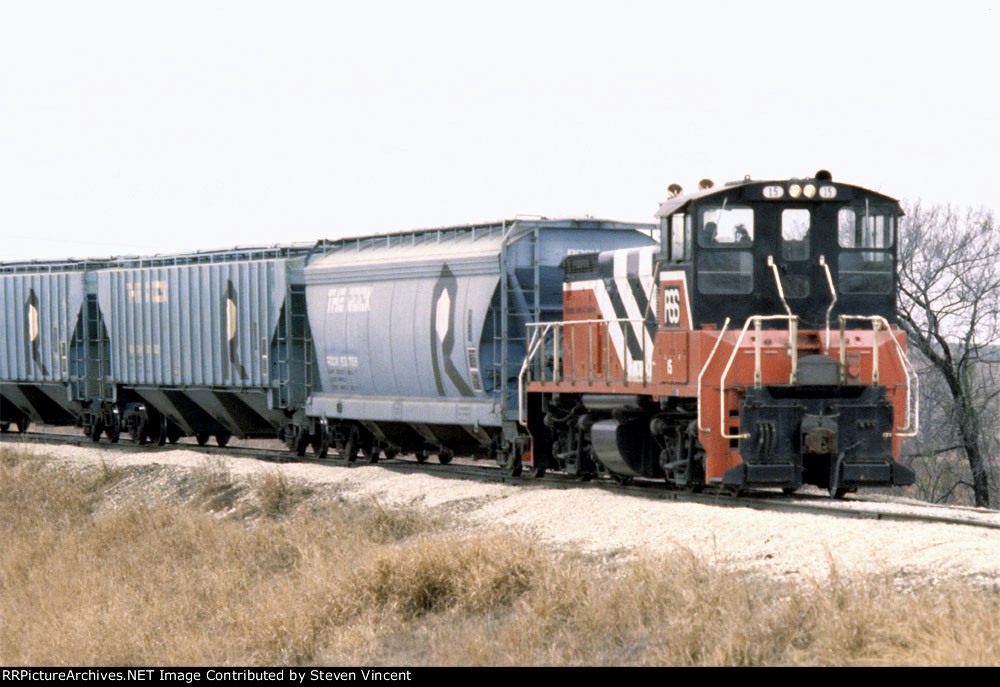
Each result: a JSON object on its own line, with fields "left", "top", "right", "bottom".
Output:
{"left": 362, "top": 444, "right": 380, "bottom": 464}
{"left": 196, "top": 432, "right": 211, "bottom": 446}
{"left": 528, "top": 464, "right": 546, "bottom": 479}
{"left": 829, "top": 487, "right": 849, "bottom": 499}
{"left": 437, "top": 450, "right": 453, "bottom": 465}
{"left": 215, "top": 432, "right": 231, "bottom": 448}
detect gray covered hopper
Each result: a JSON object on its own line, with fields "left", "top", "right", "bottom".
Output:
{"left": 303, "top": 218, "right": 656, "bottom": 453}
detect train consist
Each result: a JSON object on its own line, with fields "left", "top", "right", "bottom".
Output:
{"left": 1, "top": 172, "right": 917, "bottom": 496}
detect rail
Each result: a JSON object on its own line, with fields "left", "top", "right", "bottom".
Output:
{"left": 518, "top": 318, "right": 650, "bottom": 426}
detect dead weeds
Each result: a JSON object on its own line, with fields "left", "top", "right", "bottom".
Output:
{"left": 1, "top": 446, "right": 997, "bottom": 666}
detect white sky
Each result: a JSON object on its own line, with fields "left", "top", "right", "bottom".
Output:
{"left": 1, "top": 0, "right": 997, "bottom": 261}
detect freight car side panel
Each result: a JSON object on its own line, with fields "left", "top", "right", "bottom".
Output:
{"left": 313, "top": 273, "right": 499, "bottom": 400}
{"left": 97, "top": 261, "right": 288, "bottom": 388}
{"left": 0, "top": 271, "right": 86, "bottom": 383}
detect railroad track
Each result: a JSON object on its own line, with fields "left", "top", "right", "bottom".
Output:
{"left": 4, "top": 430, "right": 1000, "bottom": 532}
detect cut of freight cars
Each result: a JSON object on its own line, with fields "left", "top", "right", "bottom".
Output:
{"left": 1, "top": 173, "right": 919, "bottom": 497}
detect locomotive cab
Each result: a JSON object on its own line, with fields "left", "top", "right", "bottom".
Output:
{"left": 653, "top": 173, "right": 915, "bottom": 494}
{"left": 656, "top": 173, "right": 898, "bottom": 331}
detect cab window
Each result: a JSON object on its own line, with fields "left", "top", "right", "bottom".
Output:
{"left": 781, "top": 209, "right": 810, "bottom": 261}
{"left": 697, "top": 251, "right": 754, "bottom": 294}
{"left": 838, "top": 206, "right": 895, "bottom": 294}
{"left": 670, "top": 213, "right": 688, "bottom": 261}
{"left": 698, "top": 206, "right": 754, "bottom": 247}
{"left": 838, "top": 207, "right": 895, "bottom": 248}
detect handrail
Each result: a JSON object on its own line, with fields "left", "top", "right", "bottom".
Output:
{"left": 520, "top": 313, "right": 918, "bottom": 442}
{"left": 767, "top": 255, "right": 792, "bottom": 318}
{"left": 517, "top": 322, "right": 550, "bottom": 426}
{"left": 718, "top": 314, "right": 798, "bottom": 440}
{"left": 818, "top": 255, "right": 837, "bottom": 352}
{"left": 697, "top": 317, "right": 731, "bottom": 432}
{"left": 838, "top": 315, "right": 919, "bottom": 438}
{"left": 518, "top": 318, "right": 650, "bottom": 426}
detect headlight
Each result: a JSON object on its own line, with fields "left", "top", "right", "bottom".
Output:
{"left": 803, "top": 184, "right": 817, "bottom": 199}
{"left": 788, "top": 184, "right": 802, "bottom": 198}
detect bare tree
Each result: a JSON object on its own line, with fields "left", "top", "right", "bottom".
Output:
{"left": 897, "top": 202, "right": 999, "bottom": 508}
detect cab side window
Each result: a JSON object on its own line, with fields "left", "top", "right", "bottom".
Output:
{"left": 696, "top": 205, "right": 754, "bottom": 295}
{"left": 670, "top": 213, "right": 688, "bottom": 262}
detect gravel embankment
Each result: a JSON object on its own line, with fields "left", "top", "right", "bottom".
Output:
{"left": 9, "top": 440, "right": 1000, "bottom": 589}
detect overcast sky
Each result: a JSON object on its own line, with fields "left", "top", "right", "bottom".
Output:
{"left": 2, "top": 1, "right": 997, "bottom": 261}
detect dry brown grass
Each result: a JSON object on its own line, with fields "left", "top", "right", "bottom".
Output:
{"left": 1, "top": 446, "right": 997, "bottom": 666}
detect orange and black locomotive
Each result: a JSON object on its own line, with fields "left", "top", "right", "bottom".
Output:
{"left": 520, "top": 171, "right": 917, "bottom": 496}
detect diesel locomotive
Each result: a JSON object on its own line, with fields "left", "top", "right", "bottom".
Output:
{"left": 519, "top": 171, "right": 917, "bottom": 496}
{"left": 1, "top": 172, "right": 917, "bottom": 497}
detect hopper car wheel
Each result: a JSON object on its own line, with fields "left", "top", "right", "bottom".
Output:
{"left": 166, "top": 425, "right": 182, "bottom": 445}
{"left": 152, "top": 414, "right": 168, "bottom": 447}
{"left": 384, "top": 447, "right": 399, "bottom": 460}
{"left": 498, "top": 450, "right": 522, "bottom": 477}
{"left": 342, "top": 428, "right": 360, "bottom": 463}
{"left": 134, "top": 420, "right": 149, "bottom": 446}
{"left": 311, "top": 421, "right": 330, "bottom": 459}
{"left": 610, "top": 473, "right": 633, "bottom": 486}
{"left": 216, "top": 432, "right": 231, "bottom": 448}
{"left": 437, "top": 450, "right": 453, "bottom": 465}
{"left": 415, "top": 450, "right": 428, "bottom": 464}
{"left": 362, "top": 445, "right": 380, "bottom": 464}
{"left": 16, "top": 417, "right": 31, "bottom": 434}
{"left": 1, "top": 421, "right": 9, "bottom": 433}
{"left": 88, "top": 419, "right": 105, "bottom": 443}
{"left": 105, "top": 413, "right": 121, "bottom": 444}
{"left": 196, "top": 433, "right": 210, "bottom": 446}
{"left": 293, "top": 427, "right": 310, "bottom": 457}
{"left": 829, "top": 487, "right": 849, "bottom": 499}
{"left": 528, "top": 465, "right": 546, "bottom": 479}
{"left": 783, "top": 486, "right": 800, "bottom": 495}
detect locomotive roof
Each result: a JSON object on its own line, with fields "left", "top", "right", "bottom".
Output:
{"left": 654, "top": 177, "right": 901, "bottom": 218}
